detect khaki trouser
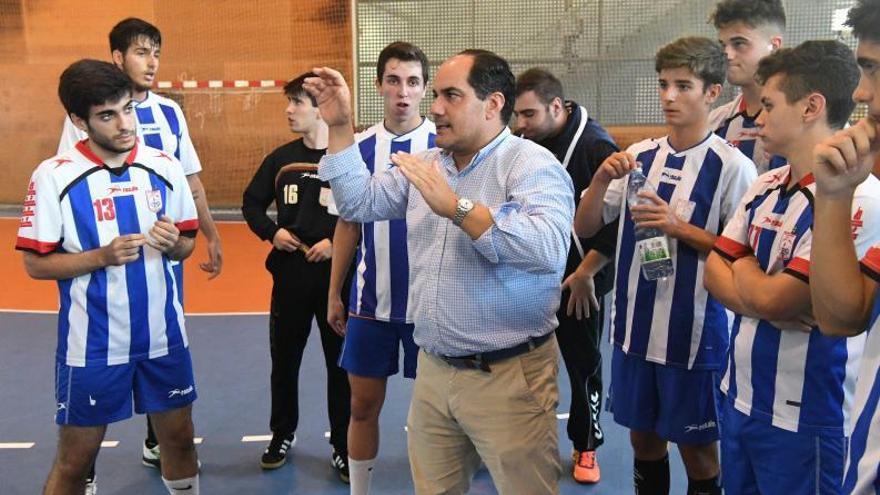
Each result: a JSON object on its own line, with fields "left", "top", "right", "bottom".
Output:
{"left": 407, "top": 335, "right": 562, "bottom": 495}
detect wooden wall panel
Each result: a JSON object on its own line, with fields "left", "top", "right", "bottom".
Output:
{"left": 1, "top": 0, "right": 352, "bottom": 207}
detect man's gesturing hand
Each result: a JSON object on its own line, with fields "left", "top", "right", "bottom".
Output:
{"left": 391, "top": 152, "right": 458, "bottom": 219}
{"left": 303, "top": 67, "right": 353, "bottom": 127}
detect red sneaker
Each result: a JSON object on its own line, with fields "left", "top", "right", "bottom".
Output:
{"left": 572, "top": 450, "right": 601, "bottom": 484}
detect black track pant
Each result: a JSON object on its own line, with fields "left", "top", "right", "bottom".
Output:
{"left": 556, "top": 286, "right": 605, "bottom": 452}
{"left": 268, "top": 251, "right": 350, "bottom": 453}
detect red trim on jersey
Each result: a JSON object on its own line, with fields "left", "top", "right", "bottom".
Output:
{"left": 737, "top": 96, "right": 748, "bottom": 114}
{"left": 15, "top": 236, "right": 59, "bottom": 254}
{"left": 786, "top": 257, "right": 810, "bottom": 277}
{"left": 798, "top": 173, "right": 815, "bottom": 188}
{"left": 175, "top": 219, "right": 199, "bottom": 233}
{"left": 75, "top": 140, "right": 140, "bottom": 167}
{"left": 715, "top": 236, "right": 751, "bottom": 260}
{"left": 861, "top": 246, "right": 880, "bottom": 278}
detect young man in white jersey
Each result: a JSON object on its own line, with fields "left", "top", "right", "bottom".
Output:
{"left": 326, "top": 41, "right": 435, "bottom": 495}
{"left": 704, "top": 40, "right": 871, "bottom": 494}
{"left": 574, "top": 37, "right": 756, "bottom": 495}
{"left": 808, "top": 2, "right": 880, "bottom": 492}
{"left": 17, "top": 60, "right": 200, "bottom": 495}
{"left": 708, "top": 0, "right": 786, "bottom": 174}
{"left": 58, "top": 18, "right": 221, "bottom": 477}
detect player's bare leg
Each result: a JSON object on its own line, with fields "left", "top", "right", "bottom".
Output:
{"left": 348, "top": 374, "right": 388, "bottom": 494}
{"left": 150, "top": 404, "right": 199, "bottom": 488}
{"left": 43, "top": 425, "right": 105, "bottom": 495}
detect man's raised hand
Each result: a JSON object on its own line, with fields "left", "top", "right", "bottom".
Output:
{"left": 303, "top": 67, "right": 353, "bottom": 127}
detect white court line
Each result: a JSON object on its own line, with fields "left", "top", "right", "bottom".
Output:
{"left": 0, "top": 442, "right": 34, "bottom": 449}
{"left": 242, "top": 435, "right": 273, "bottom": 443}
{"left": 101, "top": 441, "right": 119, "bottom": 448}
{"left": 556, "top": 413, "right": 570, "bottom": 420}
{"left": 194, "top": 437, "right": 203, "bottom": 445}
{"left": 324, "top": 431, "right": 330, "bottom": 439}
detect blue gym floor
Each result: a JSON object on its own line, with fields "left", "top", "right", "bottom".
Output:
{"left": 0, "top": 311, "right": 688, "bottom": 494}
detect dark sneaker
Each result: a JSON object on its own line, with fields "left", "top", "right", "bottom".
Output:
{"left": 142, "top": 440, "right": 161, "bottom": 469}
{"left": 331, "top": 451, "right": 349, "bottom": 484}
{"left": 84, "top": 473, "right": 97, "bottom": 495}
{"left": 260, "top": 433, "right": 295, "bottom": 470}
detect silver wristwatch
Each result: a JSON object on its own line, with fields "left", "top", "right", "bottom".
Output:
{"left": 452, "top": 197, "right": 475, "bottom": 226}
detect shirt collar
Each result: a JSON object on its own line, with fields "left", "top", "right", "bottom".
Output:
{"left": 442, "top": 127, "right": 511, "bottom": 175}
{"left": 75, "top": 139, "right": 139, "bottom": 168}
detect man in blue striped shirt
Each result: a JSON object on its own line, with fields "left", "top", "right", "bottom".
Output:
{"left": 307, "top": 49, "right": 573, "bottom": 494}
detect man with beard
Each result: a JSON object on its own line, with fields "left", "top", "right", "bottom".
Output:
{"left": 18, "top": 59, "right": 201, "bottom": 495}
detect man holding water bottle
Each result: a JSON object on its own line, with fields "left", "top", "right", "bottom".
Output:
{"left": 574, "top": 36, "right": 756, "bottom": 495}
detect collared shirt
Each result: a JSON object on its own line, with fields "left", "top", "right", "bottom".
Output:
{"left": 319, "top": 127, "right": 574, "bottom": 356}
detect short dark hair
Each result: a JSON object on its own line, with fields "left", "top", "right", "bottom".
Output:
{"left": 846, "top": 0, "right": 880, "bottom": 43}
{"left": 376, "top": 41, "right": 429, "bottom": 84}
{"left": 655, "top": 37, "right": 728, "bottom": 88}
{"left": 284, "top": 72, "right": 318, "bottom": 107}
{"left": 515, "top": 68, "right": 564, "bottom": 105}
{"left": 109, "top": 18, "right": 161, "bottom": 54}
{"left": 709, "top": 0, "right": 786, "bottom": 31}
{"left": 459, "top": 49, "right": 516, "bottom": 123}
{"left": 58, "top": 59, "right": 133, "bottom": 121}
{"left": 756, "top": 40, "right": 859, "bottom": 129}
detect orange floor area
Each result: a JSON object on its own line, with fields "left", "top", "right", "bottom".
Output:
{"left": 1, "top": 218, "right": 272, "bottom": 313}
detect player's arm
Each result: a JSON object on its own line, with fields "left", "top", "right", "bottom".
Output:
{"left": 630, "top": 189, "right": 717, "bottom": 254}
{"left": 562, "top": 250, "right": 609, "bottom": 320}
{"left": 811, "top": 117, "right": 880, "bottom": 336}
{"left": 574, "top": 151, "right": 636, "bottom": 237}
{"left": 704, "top": 251, "right": 760, "bottom": 318}
{"left": 186, "top": 172, "right": 222, "bottom": 278}
{"left": 730, "top": 255, "right": 811, "bottom": 322}
{"left": 812, "top": 193, "right": 877, "bottom": 336}
{"left": 327, "top": 219, "right": 360, "bottom": 335}
{"left": 22, "top": 234, "right": 146, "bottom": 280}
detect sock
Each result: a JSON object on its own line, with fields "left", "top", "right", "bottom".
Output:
{"left": 349, "top": 457, "right": 376, "bottom": 495}
{"left": 146, "top": 417, "right": 158, "bottom": 447}
{"left": 163, "top": 475, "right": 199, "bottom": 494}
{"left": 687, "top": 475, "right": 721, "bottom": 495}
{"left": 634, "top": 455, "right": 670, "bottom": 495}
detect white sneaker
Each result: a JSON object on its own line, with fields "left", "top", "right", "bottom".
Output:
{"left": 84, "top": 475, "right": 97, "bottom": 495}
{"left": 142, "top": 441, "right": 161, "bottom": 469}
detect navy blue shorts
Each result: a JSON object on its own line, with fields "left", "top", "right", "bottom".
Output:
{"left": 55, "top": 349, "right": 197, "bottom": 426}
{"left": 338, "top": 317, "right": 417, "bottom": 379}
{"left": 610, "top": 346, "right": 720, "bottom": 444}
{"left": 720, "top": 397, "right": 845, "bottom": 495}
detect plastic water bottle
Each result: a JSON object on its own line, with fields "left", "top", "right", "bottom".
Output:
{"left": 627, "top": 167, "right": 675, "bottom": 281}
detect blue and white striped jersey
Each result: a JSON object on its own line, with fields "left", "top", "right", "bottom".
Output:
{"left": 348, "top": 119, "right": 435, "bottom": 323}
{"left": 716, "top": 167, "right": 880, "bottom": 436}
{"left": 16, "top": 140, "right": 199, "bottom": 367}
{"left": 602, "top": 133, "right": 756, "bottom": 369}
{"left": 59, "top": 91, "right": 202, "bottom": 176}
{"left": 709, "top": 94, "right": 786, "bottom": 175}
{"left": 843, "top": 248, "right": 880, "bottom": 493}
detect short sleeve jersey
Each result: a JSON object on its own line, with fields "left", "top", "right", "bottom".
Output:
{"left": 602, "top": 133, "right": 757, "bottom": 370}
{"left": 715, "top": 167, "right": 880, "bottom": 436}
{"left": 16, "top": 140, "right": 199, "bottom": 367}
{"left": 348, "top": 118, "right": 436, "bottom": 324}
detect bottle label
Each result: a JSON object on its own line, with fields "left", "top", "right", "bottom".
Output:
{"left": 636, "top": 237, "right": 671, "bottom": 263}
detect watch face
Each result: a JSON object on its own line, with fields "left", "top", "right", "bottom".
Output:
{"left": 459, "top": 198, "right": 474, "bottom": 210}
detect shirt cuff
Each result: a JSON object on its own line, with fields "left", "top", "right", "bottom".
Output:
{"left": 318, "top": 143, "right": 361, "bottom": 181}
{"left": 471, "top": 203, "right": 521, "bottom": 263}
